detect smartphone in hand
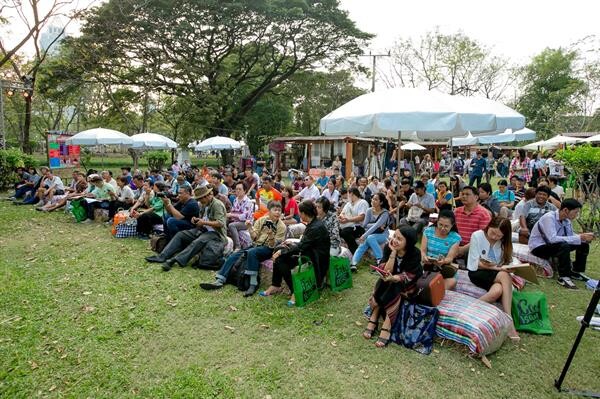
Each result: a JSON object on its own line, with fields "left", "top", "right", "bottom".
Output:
{"left": 370, "top": 265, "right": 390, "bottom": 277}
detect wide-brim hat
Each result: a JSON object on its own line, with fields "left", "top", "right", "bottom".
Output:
{"left": 194, "top": 185, "right": 212, "bottom": 200}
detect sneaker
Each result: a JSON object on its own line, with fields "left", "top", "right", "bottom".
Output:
{"left": 558, "top": 277, "right": 578, "bottom": 289}
{"left": 81, "top": 218, "right": 93, "bottom": 224}
{"left": 199, "top": 281, "right": 224, "bottom": 291}
{"left": 570, "top": 272, "right": 590, "bottom": 282}
{"left": 350, "top": 264, "right": 358, "bottom": 273}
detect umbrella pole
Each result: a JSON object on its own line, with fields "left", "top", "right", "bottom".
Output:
{"left": 449, "top": 139, "right": 454, "bottom": 176}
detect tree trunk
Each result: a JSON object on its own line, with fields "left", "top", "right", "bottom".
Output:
{"left": 22, "top": 95, "right": 33, "bottom": 154}
{"left": 129, "top": 148, "right": 140, "bottom": 171}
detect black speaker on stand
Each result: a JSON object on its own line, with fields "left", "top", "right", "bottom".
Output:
{"left": 555, "top": 281, "right": 600, "bottom": 397}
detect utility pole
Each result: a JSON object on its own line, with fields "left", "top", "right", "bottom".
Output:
{"left": 361, "top": 50, "right": 391, "bottom": 92}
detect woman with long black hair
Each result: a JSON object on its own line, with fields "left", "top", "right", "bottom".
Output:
{"left": 363, "top": 226, "right": 423, "bottom": 347}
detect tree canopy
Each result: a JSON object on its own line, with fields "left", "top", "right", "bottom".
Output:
{"left": 64, "top": 0, "right": 372, "bottom": 141}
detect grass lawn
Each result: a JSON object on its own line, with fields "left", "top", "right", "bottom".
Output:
{"left": 1, "top": 202, "right": 600, "bottom": 398}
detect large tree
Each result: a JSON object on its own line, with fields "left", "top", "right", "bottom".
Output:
{"left": 381, "top": 30, "right": 516, "bottom": 100}
{"left": 66, "top": 0, "right": 372, "bottom": 143}
{"left": 516, "top": 48, "right": 586, "bottom": 138}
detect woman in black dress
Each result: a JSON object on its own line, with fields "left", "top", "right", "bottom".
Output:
{"left": 364, "top": 226, "right": 423, "bottom": 347}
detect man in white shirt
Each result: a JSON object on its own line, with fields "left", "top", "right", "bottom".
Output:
{"left": 338, "top": 187, "right": 369, "bottom": 256}
{"left": 295, "top": 175, "right": 321, "bottom": 201}
{"left": 35, "top": 168, "right": 65, "bottom": 205}
{"left": 401, "top": 181, "right": 435, "bottom": 236}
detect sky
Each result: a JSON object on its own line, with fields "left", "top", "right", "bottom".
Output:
{"left": 339, "top": 0, "right": 599, "bottom": 62}
{"left": 2, "top": 0, "right": 599, "bottom": 89}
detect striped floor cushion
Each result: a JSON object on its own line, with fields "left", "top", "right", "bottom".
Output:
{"left": 455, "top": 270, "right": 525, "bottom": 299}
{"left": 512, "top": 243, "right": 553, "bottom": 278}
{"left": 436, "top": 291, "right": 512, "bottom": 355}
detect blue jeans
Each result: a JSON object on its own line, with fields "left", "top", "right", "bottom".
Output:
{"left": 216, "top": 246, "right": 274, "bottom": 283}
{"left": 14, "top": 185, "right": 34, "bottom": 199}
{"left": 165, "top": 217, "right": 194, "bottom": 239}
{"left": 351, "top": 232, "right": 388, "bottom": 266}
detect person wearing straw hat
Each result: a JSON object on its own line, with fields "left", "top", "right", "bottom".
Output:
{"left": 145, "top": 185, "right": 227, "bottom": 271}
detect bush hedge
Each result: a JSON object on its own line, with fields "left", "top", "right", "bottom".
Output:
{"left": 0, "top": 149, "right": 38, "bottom": 189}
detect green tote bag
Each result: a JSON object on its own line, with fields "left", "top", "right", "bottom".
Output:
{"left": 511, "top": 290, "right": 553, "bottom": 335}
{"left": 291, "top": 256, "right": 320, "bottom": 307}
{"left": 328, "top": 256, "right": 353, "bottom": 292}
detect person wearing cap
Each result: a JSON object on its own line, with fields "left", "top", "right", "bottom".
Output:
{"left": 81, "top": 174, "right": 117, "bottom": 222}
{"left": 518, "top": 185, "right": 557, "bottom": 243}
{"left": 169, "top": 174, "right": 192, "bottom": 197}
{"left": 145, "top": 185, "right": 227, "bottom": 271}
{"left": 131, "top": 181, "right": 167, "bottom": 236}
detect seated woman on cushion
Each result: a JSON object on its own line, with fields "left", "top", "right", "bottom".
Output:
{"left": 131, "top": 181, "right": 166, "bottom": 237}
{"left": 364, "top": 226, "right": 423, "bottom": 348}
{"left": 467, "top": 216, "right": 519, "bottom": 341}
{"left": 420, "top": 210, "right": 461, "bottom": 290}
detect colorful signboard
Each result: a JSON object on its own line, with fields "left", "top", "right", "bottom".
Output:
{"left": 47, "top": 131, "right": 80, "bottom": 168}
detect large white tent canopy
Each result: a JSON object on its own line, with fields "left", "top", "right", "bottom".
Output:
{"left": 452, "top": 128, "right": 536, "bottom": 146}
{"left": 320, "top": 88, "right": 526, "bottom": 140}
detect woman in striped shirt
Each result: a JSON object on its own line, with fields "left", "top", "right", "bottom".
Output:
{"left": 420, "top": 210, "right": 462, "bottom": 290}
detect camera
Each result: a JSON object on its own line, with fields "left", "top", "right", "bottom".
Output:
{"left": 264, "top": 220, "right": 276, "bottom": 230}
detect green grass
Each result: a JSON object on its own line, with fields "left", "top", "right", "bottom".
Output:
{"left": 1, "top": 201, "right": 599, "bottom": 398}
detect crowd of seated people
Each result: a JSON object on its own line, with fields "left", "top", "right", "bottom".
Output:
{"left": 9, "top": 151, "right": 597, "bottom": 346}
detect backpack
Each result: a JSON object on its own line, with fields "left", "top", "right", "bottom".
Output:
{"left": 193, "top": 236, "right": 226, "bottom": 270}
{"left": 70, "top": 199, "right": 87, "bottom": 222}
{"left": 150, "top": 233, "right": 168, "bottom": 253}
{"left": 225, "top": 251, "right": 262, "bottom": 291}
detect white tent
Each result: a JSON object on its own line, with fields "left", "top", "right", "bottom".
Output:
{"left": 320, "top": 87, "right": 525, "bottom": 140}
{"left": 452, "top": 128, "right": 536, "bottom": 146}
{"left": 523, "top": 135, "right": 582, "bottom": 150}
{"left": 583, "top": 134, "right": 600, "bottom": 143}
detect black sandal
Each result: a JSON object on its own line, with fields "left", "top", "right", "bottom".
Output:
{"left": 362, "top": 319, "right": 378, "bottom": 340}
{"left": 375, "top": 328, "right": 391, "bottom": 348}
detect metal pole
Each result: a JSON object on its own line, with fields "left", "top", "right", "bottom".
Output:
{"left": 554, "top": 282, "right": 600, "bottom": 397}
{"left": 372, "top": 55, "right": 376, "bottom": 93}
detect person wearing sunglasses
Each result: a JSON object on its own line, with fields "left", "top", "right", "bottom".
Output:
{"left": 295, "top": 175, "right": 320, "bottom": 202}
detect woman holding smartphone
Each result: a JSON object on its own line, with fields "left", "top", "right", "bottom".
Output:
{"left": 467, "top": 216, "right": 519, "bottom": 340}
{"left": 363, "top": 226, "right": 423, "bottom": 347}
{"left": 420, "top": 210, "right": 461, "bottom": 290}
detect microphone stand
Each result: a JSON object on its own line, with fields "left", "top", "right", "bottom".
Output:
{"left": 555, "top": 280, "right": 600, "bottom": 397}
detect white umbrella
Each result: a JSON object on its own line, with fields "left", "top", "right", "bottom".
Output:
{"left": 400, "top": 142, "right": 426, "bottom": 151}
{"left": 320, "top": 87, "right": 525, "bottom": 140}
{"left": 131, "top": 132, "right": 178, "bottom": 149}
{"left": 65, "top": 128, "right": 133, "bottom": 167}
{"left": 65, "top": 128, "right": 133, "bottom": 145}
{"left": 451, "top": 133, "right": 479, "bottom": 146}
{"left": 195, "top": 136, "right": 242, "bottom": 151}
{"left": 583, "top": 133, "right": 600, "bottom": 143}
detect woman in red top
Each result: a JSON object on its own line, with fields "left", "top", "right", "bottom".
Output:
{"left": 281, "top": 186, "right": 300, "bottom": 225}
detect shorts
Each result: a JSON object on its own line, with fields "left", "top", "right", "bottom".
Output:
{"left": 468, "top": 269, "right": 499, "bottom": 291}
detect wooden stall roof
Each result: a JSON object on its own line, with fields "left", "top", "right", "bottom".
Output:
{"left": 272, "top": 135, "right": 448, "bottom": 146}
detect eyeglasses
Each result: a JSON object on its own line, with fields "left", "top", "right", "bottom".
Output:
{"left": 437, "top": 224, "right": 453, "bottom": 230}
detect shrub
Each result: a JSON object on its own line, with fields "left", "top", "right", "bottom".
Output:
{"left": 145, "top": 150, "right": 170, "bottom": 171}
{"left": 556, "top": 144, "right": 600, "bottom": 233}
{"left": 0, "top": 149, "right": 38, "bottom": 189}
